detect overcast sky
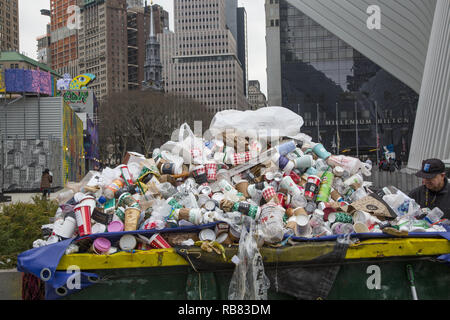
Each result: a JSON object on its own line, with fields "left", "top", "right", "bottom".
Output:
{"left": 18, "top": 0, "right": 268, "bottom": 96}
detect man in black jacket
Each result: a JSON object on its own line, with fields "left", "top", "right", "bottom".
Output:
{"left": 408, "top": 159, "right": 450, "bottom": 219}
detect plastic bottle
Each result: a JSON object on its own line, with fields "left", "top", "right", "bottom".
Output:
{"left": 103, "top": 178, "right": 125, "bottom": 200}
{"left": 349, "top": 187, "right": 368, "bottom": 202}
{"left": 57, "top": 189, "right": 75, "bottom": 205}
{"left": 316, "top": 171, "right": 334, "bottom": 203}
{"left": 425, "top": 207, "right": 445, "bottom": 225}
{"left": 157, "top": 182, "right": 177, "bottom": 198}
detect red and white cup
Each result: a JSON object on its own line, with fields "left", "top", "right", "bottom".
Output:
{"left": 232, "top": 152, "right": 252, "bottom": 166}
{"left": 192, "top": 165, "right": 208, "bottom": 185}
{"left": 149, "top": 233, "right": 171, "bottom": 249}
{"left": 304, "top": 175, "right": 321, "bottom": 200}
{"left": 262, "top": 186, "right": 277, "bottom": 202}
{"left": 205, "top": 162, "right": 218, "bottom": 181}
{"left": 74, "top": 204, "right": 92, "bottom": 236}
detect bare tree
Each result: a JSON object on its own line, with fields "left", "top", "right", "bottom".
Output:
{"left": 98, "top": 90, "right": 213, "bottom": 163}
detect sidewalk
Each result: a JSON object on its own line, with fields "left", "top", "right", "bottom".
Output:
{"left": 2, "top": 190, "right": 63, "bottom": 205}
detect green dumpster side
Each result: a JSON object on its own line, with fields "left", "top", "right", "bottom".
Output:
{"left": 61, "top": 258, "right": 449, "bottom": 300}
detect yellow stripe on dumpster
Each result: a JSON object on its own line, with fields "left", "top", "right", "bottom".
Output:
{"left": 57, "top": 249, "right": 188, "bottom": 270}
{"left": 56, "top": 238, "right": 450, "bottom": 271}
{"left": 345, "top": 238, "right": 450, "bottom": 259}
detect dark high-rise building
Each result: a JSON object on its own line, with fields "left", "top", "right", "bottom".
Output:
{"left": 0, "top": 0, "right": 19, "bottom": 52}
{"left": 237, "top": 7, "right": 248, "bottom": 97}
{"left": 266, "top": 0, "right": 419, "bottom": 163}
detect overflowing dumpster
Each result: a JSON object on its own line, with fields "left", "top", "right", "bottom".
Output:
{"left": 16, "top": 107, "right": 450, "bottom": 300}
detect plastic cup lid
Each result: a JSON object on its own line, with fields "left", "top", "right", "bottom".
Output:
{"left": 211, "top": 192, "right": 225, "bottom": 202}
{"left": 265, "top": 172, "right": 274, "bottom": 180}
{"left": 295, "top": 214, "right": 310, "bottom": 226}
{"left": 94, "top": 237, "right": 111, "bottom": 252}
{"left": 91, "top": 223, "right": 106, "bottom": 234}
{"left": 199, "top": 228, "right": 216, "bottom": 241}
{"left": 216, "top": 232, "right": 228, "bottom": 244}
{"left": 204, "top": 200, "right": 217, "bottom": 211}
{"left": 119, "top": 235, "right": 137, "bottom": 251}
{"left": 108, "top": 220, "right": 124, "bottom": 233}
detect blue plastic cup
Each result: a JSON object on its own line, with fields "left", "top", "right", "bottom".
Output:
{"left": 312, "top": 144, "right": 331, "bottom": 159}
{"left": 276, "top": 141, "right": 296, "bottom": 156}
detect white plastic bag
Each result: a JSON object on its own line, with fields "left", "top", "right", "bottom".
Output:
{"left": 209, "top": 107, "right": 304, "bottom": 140}
{"left": 160, "top": 123, "right": 206, "bottom": 164}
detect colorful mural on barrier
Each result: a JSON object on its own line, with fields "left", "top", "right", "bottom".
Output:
{"left": 2, "top": 68, "right": 56, "bottom": 95}
{"left": 63, "top": 102, "right": 85, "bottom": 185}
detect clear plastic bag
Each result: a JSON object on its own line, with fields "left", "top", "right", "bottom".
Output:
{"left": 228, "top": 220, "right": 270, "bottom": 300}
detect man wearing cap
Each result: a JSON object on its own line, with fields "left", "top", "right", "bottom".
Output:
{"left": 408, "top": 159, "right": 450, "bottom": 219}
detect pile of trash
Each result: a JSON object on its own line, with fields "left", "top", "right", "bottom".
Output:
{"left": 32, "top": 108, "right": 449, "bottom": 256}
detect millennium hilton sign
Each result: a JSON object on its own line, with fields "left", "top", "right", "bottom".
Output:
{"left": 303, "top": 117, "right": 410, "bottom": 127}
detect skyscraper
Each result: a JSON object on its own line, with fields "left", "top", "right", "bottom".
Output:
{"left": 0, "top": 0, "right": 19, "bottom": 52}
{"left": 266, "top": 0, "right": 419, "bottom": 162}
{"left": 237, "top": 7, "right": 248, "bottom": 97}
{"left": 158, "top": 0, "right": 248, "bottom": 113}
{"left": 49, "top": 0, "right": 79, "bottom": 76}
{"left": 78, "top": 0, "right": 129, "bottom": 100}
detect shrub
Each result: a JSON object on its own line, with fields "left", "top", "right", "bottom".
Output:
{"left": 0, "top": 196, "right": 58, "bottom": 269}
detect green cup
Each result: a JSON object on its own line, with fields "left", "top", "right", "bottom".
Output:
{"left": 328, "top": 212, "right": 353, "bottom": 224}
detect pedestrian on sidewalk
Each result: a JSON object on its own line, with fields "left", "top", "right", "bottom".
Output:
{"left": 40, "top": 169, "right": 53, "bottom": 200}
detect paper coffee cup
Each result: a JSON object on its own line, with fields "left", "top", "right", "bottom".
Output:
{"left": 124, "top": 207, "right": 141, "bottom": 231}
{"left": 149, "top": 233, "right": 171, "bottom": 249}
{"left": 235, "top": 180, "right": 250, "bottom": 198}
{"left": 286, "top": 221, "right": 298, "bottom": 234}
{"left": 54, "top": 216, "right": 77, "bottom": 239}
{"left": 354, "top": 222, "right": 370, "bottom": 233}
{"left": 228, "top": 227, "right": 241, "bottom": 243}
{"left": 293, "top": 207, "right": 308, "bottom": 217}
{"left": 80, "top": 195, "right": 96, "bottom": 215}
{"left": 74, "top": 204, "right": 92, "bottom": 236}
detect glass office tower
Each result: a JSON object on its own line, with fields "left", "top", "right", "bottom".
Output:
{"left": 271, "top": 0, "right": 419, "bottom": 163}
